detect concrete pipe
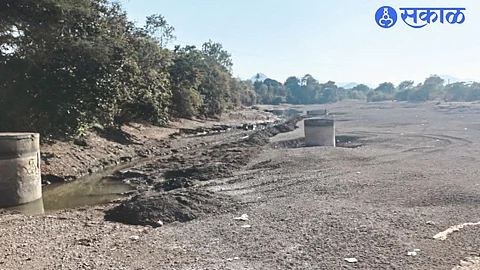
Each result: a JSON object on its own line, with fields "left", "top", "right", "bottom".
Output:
{"left": 0, "top": 133, "right": 42, "bottom": 207}
{"left": 304, "top": 119, "right": 335, "bottom": 147}
{"left": 307, "top": 109, "right": 328, "bottom": 117}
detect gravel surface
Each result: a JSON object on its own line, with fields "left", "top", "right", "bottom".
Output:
{"left": 2, "top": 101, "right": 480, "bottom": 269}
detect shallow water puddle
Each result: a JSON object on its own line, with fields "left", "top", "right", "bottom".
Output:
{"left": 5, "top": 176, "right": 132, "bottom": 215}
{"left": 42, "top": 175, "right": 132, "bottom": 211}
{"left": 4, "top": 162, "right": 139, "bottom": 215}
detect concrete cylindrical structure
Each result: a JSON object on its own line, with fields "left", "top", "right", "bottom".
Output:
{"left": 307, "top": 109, "right": 328, "bottom": 117}
{"left": 304, "top": 119, "right": 335, "bottom": 147}
{"left": 271, "top": 109, "right": 285, "bottom": 116}
{"left": 0, "top": 133, "right": 42, "bottom": 207}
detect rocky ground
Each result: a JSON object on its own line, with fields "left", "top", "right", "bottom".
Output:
{"left": 2, "top": 101, "right": 480, "bottom": 269}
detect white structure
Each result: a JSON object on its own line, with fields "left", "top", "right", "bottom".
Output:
{"left": 304, "top": 118, "right": 335, "bottom": 147}
{"left": 306, "top": 109, "right": 328, "bottom": 116}
{"left": 0, "top": 133, "right": 42, "bottom": 207}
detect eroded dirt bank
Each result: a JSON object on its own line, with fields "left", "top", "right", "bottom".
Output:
{"left": 40, "top": 108, "right": 280, "bottom": 184}
{"left": 2, "top": 101, "right": 480, "bottom": 269}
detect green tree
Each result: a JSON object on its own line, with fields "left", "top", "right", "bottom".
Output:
{"left": 197, "top": 60, "right": 231, "bottom": 117}
{"left": 397, "top": 80, "right": 414, "bottom": 91}
{"left": 285, "top": 76, "right": 301, "bottom": 104}
{"left": 444, "top": 82, "right": 469, "bottom": 101}
{"left": 201, "top": 39, "right": 233, "bottom": 73}
{"left": 230, "top": 79, "right": 257, "bottom": 106}
{"left": 319, "top": 81, "right": 338, "bottom": 103}
{"left": 143, "top": 14, "right": 176, "bottom": 47}
{"left": 375, "top": 82, "right": 396, "bottom": 94}
{"left": 367, "top": 91, "right": 391, "bottom": 102}
{"left": 353, "top": 84, "right": 371, "bottom": 93}
{"left": 424, "top": 75, "right": 444, "bottom": 86}
{"left": 346, "top": 90, "right": 366, "bottom": 100}
{"left": 0, "top": 0, "right": 173, "bottom": 136}
{"left": 168, "top": 45, "right": 204, "bottom": 118}
{"left": 466, "top": 83, "right": 480, "bottom": 101}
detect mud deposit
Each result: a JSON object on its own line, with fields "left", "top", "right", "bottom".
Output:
{"left": 105, "top": 189, "right": 236, "bottom": 227}
{"left": 103, "top": 117, "right": 301, "bottom": 227}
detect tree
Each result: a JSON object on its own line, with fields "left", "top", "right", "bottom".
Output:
{"left": 346, "top": 90, "right": 366, "bottom": 100}
{"left": 375, "top": 82, "right": 395, "bottom": 94}
{"left": 144, "top": 14, "right": 176, "bottom": 47}
{"left": 444, "top": 82, "right": 469, "bottom": 101}
{"left": 301, "top": 74, "right": 318, "bottom": 86}
{"left": 424, "top": 75, "right": 444, "bottom": 86}
{"left": 285, "top": 76, "right": 301, "bottom": 104}
{"left": 353, "top": 84, "right": 371, "bottom": 93}
{"left": 197, "top": 57, "right": 232, "bottom": 117}
{"left": 201, "top": 40, "right": 233, "bottom": 73}
{"left": 0, "top": 0, "right": 173, "bottom": 136}
{"left": 466, "top": 83, "right": 480, "bottom": 101}
{"left": 168, "top": 45, "right": 204, "bottom": 118}
{"left": 230, "top": 79, "right": 257, "bottom": 106}
{"left": 367, "top": 91, "right": 391, "bottom": 102}
{"left": 285, "top": 76, "right": 300, "bottom": 89}
{"left": 318, "top": 81, "right": 338, "bottom": 103}
{"left": 397, "top": 80, "right": 414, "bottom": 91}
{"left": 1, "top": 0, "right": 133, "bottom": 135}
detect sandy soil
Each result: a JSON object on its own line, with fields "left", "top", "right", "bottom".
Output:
{"left": 2, "top": 101, "right": 480, "bottom": 269}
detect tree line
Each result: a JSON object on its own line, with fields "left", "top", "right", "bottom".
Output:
{"left": 366, "top": 76, "right": 480, "bottom": 103}
{"left": 250, "top": 74, "right": 363, "bottom": 105}
{"left": 1, "top": 1, "right": 478, "bottom": 139}
{"left": 251, "top": 74, "right": 480, "bottom": 105}
{"left": 0, "top": 0, "right": 256, "bottom": 138}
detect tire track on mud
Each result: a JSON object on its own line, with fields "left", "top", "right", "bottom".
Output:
{"left": 212, "top": 161, "right": 372, "bottom": 203}
{"left": 239, "top": 130, "right": 475, "bottom": 199}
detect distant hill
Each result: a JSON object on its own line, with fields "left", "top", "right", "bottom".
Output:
{"left": 438, "top": 74, "right": 475, "bottom": 84}
{"left": 251, "top": 73, "right": 268, "bottom": 82}
{"left": 337, "top": 82, "right": 376, "bottom": 89}
{"left": 337, "top": 82, "right": 358, "bottom": 89}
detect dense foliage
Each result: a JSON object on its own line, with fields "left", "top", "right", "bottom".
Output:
{"left": 1, "top": 1, "right": 478, "bottom": 138}
{"left": 366, "top": 75, "right": 480, "bottom": 103}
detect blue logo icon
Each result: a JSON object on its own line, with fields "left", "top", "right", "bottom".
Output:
{"left": 375, "top": 6, "right": 397, "bottom": 28}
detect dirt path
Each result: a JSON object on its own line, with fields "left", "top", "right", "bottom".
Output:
{"left": 2, "top": 101, "right": 480, "bottom": 269}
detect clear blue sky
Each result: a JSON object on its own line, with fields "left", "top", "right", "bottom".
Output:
{"left": 120, "top": 0, "right": 480, "bottom": 87}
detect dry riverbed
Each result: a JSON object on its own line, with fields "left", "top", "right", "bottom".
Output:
{"left": 2, "top": 101, "right": 480, "bottom": 269}
{"left": 40, "top": 108, "right": 279, "bottom": 183}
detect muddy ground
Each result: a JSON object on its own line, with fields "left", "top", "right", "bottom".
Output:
{"left": 103, "top": 117, "right": 301, "bottom": 227}
{"left": 40, "top": 108, "right": 279, "bottom": 183}
{"left": 2, "top": 101, "right": 480, "bottom": 269}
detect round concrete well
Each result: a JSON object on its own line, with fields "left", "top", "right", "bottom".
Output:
{"left": 0, "top": 133, "right": 42, "bottom": 207}
{"left": 304, "top": 119, "right": 335, "bottom": 147}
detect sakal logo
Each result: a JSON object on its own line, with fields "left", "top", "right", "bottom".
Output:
{"left": 375, "top": 6, "right": 466, "bottom": 28}
{"left": 375, "top": 6, "right": 397, "bottom": 28}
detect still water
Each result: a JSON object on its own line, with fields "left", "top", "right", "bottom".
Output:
{"left": 4, "top": 161, "right": 141, "bottom": 215}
